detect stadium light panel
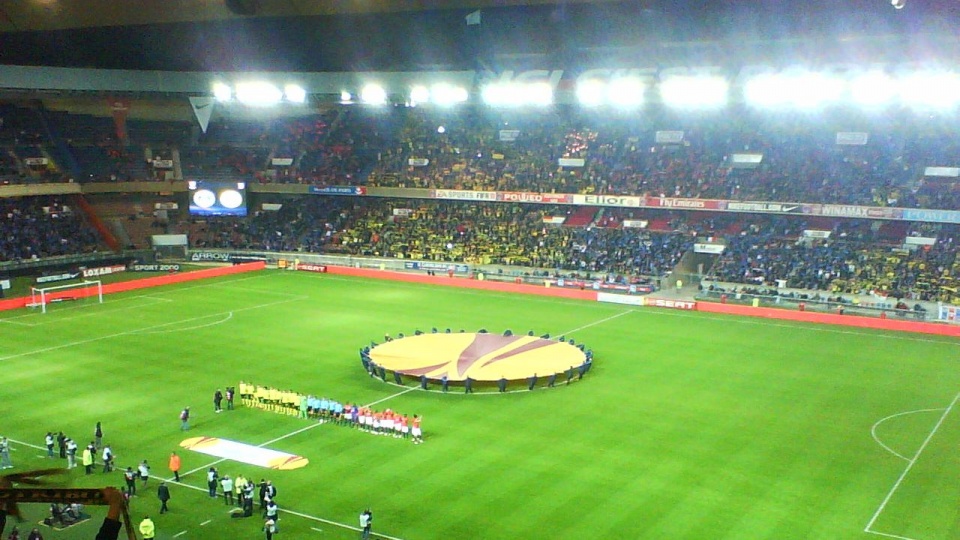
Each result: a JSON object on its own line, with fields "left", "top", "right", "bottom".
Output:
{"left": 431, "top": 83, "right": 469, "bottom": 106}
{"left": 744, "top": 73, "right": 843, "bottom": 109}
{"left": 213, "top": 83, "right": 232, "bottom": 102}
{"left": 284, "top": 84, "right": 307, "bottom": 104}
{"left": 361, "top": 84, "right": 388, "bottom": 105}
{"left": 528, "top": 82, "right": 554, "bottom": 106}
{"left": 235, "top": 82, "right": 283, "bottom": 106}
{"left": 660, "top": 76, "right": 729, "bottom": 108}
{"left": 410, "top": 85, "right": 430, "bottom": 105}
{"left": 899, "top": 71, "right": 960, "bottom": 109}
{"left": 576, "top": 79, "right": 606, "bottom": 107}
{"left": 340, "top": 91, "right": 352, "bottom": 103}
{"left": 848, "top": 72, "right": 898, "bottom": 107}
{"left": 607, "top": 77, "right": 645, "bottom": 108}
{"left": 790, "top": 74, "right": 844, "bottom": 109}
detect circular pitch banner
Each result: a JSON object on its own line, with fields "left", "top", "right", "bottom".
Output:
{"left": 368, "top": 333, "right": 586, "bottom": 381}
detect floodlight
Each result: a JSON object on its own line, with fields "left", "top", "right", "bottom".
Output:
{"left": 607, "top": 77, "right": 645, "bottom": 107}
{"left": 340, "top": 91, "right": 352, "bottom": 103}
{"left": 431, "top": 83, "right": 468, "bottom": 105}
{"left": 213, "top": 83, "right": 232, "bottom": 102}
{"left": 481, "top": 83, "right": 511, "bottom": 106}
{"left": 899, "top": 71, "right": 960, "bottom": 109}
{"left": 793, "top": 73, "right": 845, "bottom": 109}
{"left": 235, "top": 82, "right": 283, "bottom": 106}
{"left": 437, "top": 125, "right": 446, "bottom": 134}
{"left": 660, "top": 76, "right": 729, "bottom": 108}
{"left": 744, "top": 73, "right": 843, "bottom": 109}
{"left": 848, "top": 72, "right": 898, "bottom": 107}
{"left": 410, "top": 85, "right": 430, "bottom": 104}
{"left": 361, "top": 84, "right": 388, "bottom": 105}
{"left": 576, "top": 79, "right": 606, "bottom": 107}
{"left": 284, "top": 84, "right": 307, "bottom": 104}
{"left": 743, "top": 75, "right": 784, "bottom": 107}
{"left": 528, "top": 82, "right": 554, "bottom": 106}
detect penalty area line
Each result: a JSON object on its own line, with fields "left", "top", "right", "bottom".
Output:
{"left": 864, "top": 390, "right": 960, "bottom": 537}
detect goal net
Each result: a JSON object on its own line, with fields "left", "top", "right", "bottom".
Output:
{"left": 28, "top": 280, "right": 103, "bottom": 314}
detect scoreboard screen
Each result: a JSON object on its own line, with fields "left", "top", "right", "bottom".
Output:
{"left": 188, "top": 181, "right": 247, "bottom": 216}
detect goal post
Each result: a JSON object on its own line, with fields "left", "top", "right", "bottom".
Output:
{"left": 28, "top": 280, "right": 103, "bottom": 313}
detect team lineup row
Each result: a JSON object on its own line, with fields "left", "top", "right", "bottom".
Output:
{"left": 237, "top": 382, "right": 425, "bottom": 443}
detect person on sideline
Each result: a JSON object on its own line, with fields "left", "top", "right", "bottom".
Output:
{"left": 179, "top": 407, "right": 190, "bottom": 431}
{"left": 138, "top": 460, "right": 150, "bottom": 487}
{"left": 94, "top": 422, "right": 103, "bottom": 450}
{"left": 0, "top": 437, "right": 12, "bottom": 469}
{"left": 359, "top": 509, "right": 373, "bottom": 540}
{"left": 157, "top": 482, "right": 170, "bottom": 514}
{"left": 168, "top": 452, "right": 181, "bottom": 482}
{"left": 214, "top": 390, "right": 223, "bottom": 413}
{"left": 81, "top": 445, "right": 93, "bottom": 474}
{"left": 220, "top": 475, "right": 234, "bottom": 506}
{"left": 138, "top": 516, "right": 155, "bottom": 540}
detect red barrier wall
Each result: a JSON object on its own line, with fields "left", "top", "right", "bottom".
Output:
{"left": 697, "top": 301, "right": 960, "bottom": 337}
{"left": 325, "top": 266, "right": 599, "bottom": 301}
{"left": 0, "top": 262, "right": 265, "bottom": 312}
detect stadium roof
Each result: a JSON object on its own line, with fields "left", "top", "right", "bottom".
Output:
{"left": 0, "top": 0, "right": 621, "bottom": 32}
{"left": 0, "top": 0, "right": 957, "bottom": 72}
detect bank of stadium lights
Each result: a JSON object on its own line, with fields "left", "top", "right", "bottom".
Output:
{"left": 213, "top": 82, "right": 307, "bottom": 106}
{"left": 744, "top": 70, "right": 960, "bottom": 110}
{"left": 899, "top": 71, "right": 960, "bottom": 109}
{"left": 659, "top": 76, "right": 729, "bottom": 108}
{"left": 575, "top": 77, "right": 645, "bottom": 108}
{"left": 360, "top": 84, "right": 388, "bottom": 105}
{"left": 744, "top": 73, "right": 844, "bottom": 109}
{"left": 848, "top": 71, "right": 899, "bottom": 107}
{"left": 234, "top": 82, "right": 284, "bottom": 106}
{"left": 482, "top": 82, "right": 553, "bottom": 107}
{"left": 213, "top": 83, "right": 232, "bottom": 102}
{"left": 408, "top": 83, "right": 469, "bottom": 106}
{"left": 284, "top": 84, "right": 307, "bottom": 104}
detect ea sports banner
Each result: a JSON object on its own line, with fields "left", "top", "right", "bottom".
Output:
{"left": 433, "top": 189, "right": 497, "bottom": 201}
{"left": 188, "top": 96, "right": 215, "bottom": 134}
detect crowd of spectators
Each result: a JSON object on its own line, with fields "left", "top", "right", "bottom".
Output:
{"left": 0, "top": 197, "right": 101, "bottom": 262}
{"left": 707, "top": 218, "right": 960, "bottom": 303}
{"left": 2, "top": 102, "right": 960, "bottom": 210}
{"left": 192, "top": 198, "right": 694, "bottom": 279}
{"left": 361, "top": 106, "right": 960, "bottom": 209}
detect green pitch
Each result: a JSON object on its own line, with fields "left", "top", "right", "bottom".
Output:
{"left": 1, "top": 270, "right": 958, "bottom": 540}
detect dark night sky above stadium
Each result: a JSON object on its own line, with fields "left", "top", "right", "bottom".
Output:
{"left": 0, "top": 0, "right": 958, "bottom": 72}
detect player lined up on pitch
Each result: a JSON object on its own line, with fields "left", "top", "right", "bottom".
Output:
{"left": 238, "top": 382, "right": 425, "bottom": 443}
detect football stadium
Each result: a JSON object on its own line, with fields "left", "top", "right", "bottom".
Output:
{"left": 1, "top": 1, "right": 960, "bottom": 539}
